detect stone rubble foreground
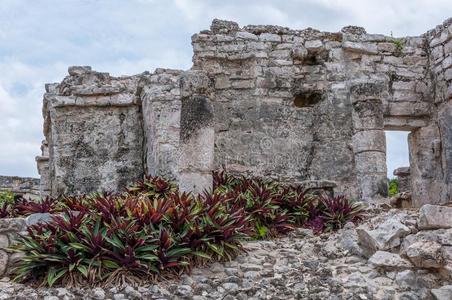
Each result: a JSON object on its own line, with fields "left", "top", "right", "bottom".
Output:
{"left": 1, "top": 203, "right": 452, "bottom": 299}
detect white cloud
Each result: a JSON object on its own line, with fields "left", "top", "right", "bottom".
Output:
{"left": 0, "top": 0, "right": 449, "bottom": 177}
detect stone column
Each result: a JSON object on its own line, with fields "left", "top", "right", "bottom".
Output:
{"left": 350, "top": 81, "right": 388, "bottom": 201}
{"left": 36, "top": 140, "right": 50, "bottom": 197}
{"left": 409, "top": 125, "right": 447, "bottom": 206}
{"left": 140, "top": 69, "right": 183, "bottom": 180}
{"left": 178, "top": 71, "right": 214, "bottom": 194}
{"left": 393, "top": 167, "right": 411, "bottom": 193}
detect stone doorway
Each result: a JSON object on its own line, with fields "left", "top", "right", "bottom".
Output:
{"left": 385, "top": 130, "right": 411, "bottom": 203}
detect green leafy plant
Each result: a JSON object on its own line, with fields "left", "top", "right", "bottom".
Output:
{"left": 392, "top": 39, "right": 403, "bottom": 52}
{"left": 388, "top": 178, "right": 399, "bottom": 196}
{"left": 11, "top": 172, "right": 365, "bottom": 287}
{"left": 318, "top": 195, "right": 365, "bottom": 231}
{"left": 0, "top": 190, "right": 15, "bottom": 205}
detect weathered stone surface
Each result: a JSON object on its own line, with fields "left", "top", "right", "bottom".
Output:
{"left": 34, "top": 18, "right": 451, "bottom": 207}
{"left": 431, "top": 285, "right": 452, "bottom": 300}
{"left": 357, "top": 214, "right": 411, "bottom": 256}
{"left": 343, "top": 41, "right": 378, "bottom": 55}
{"left": 419, "top": 205, "right": 452, "bottom": 230}
{"left": 25, "top": 213, "right": 53, "bottom": 226}
{"left": 0, "top": 250, "right": 8, "bottom": 276}
{"left": 368, "top": 251, "right": 413, "bottom": 269}
{"left": 394, "top": 167, "right": 411, "bottom": 193}
{"left": 405, "top": 241, "right": 445, "bottom": 268}
{"left": 0, "top": 235, "right": 8, "bottom": 249}
{"left": 0, "top": 218, "right": 26, "bottom": 234}
{"left": 179, "top": 93, "right": 214, "bottom": 193}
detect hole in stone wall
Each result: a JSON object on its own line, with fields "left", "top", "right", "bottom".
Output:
{"left": 385, "top": 131, "right": 411, "bottom": 202}
{"left": 293, "top": 92, "right": 322, "bottom": 108}
{"left": 304, "top": 54, "right": 318, "bottom": 65}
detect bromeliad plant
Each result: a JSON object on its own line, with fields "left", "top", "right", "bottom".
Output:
{"left": 10, "top": 172, "right": 365, "bottom": 287}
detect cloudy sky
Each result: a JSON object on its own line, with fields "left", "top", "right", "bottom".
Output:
{"left": 0, "top": 0, "right": 450, "bottom": 178}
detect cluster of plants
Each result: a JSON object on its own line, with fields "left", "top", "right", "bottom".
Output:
{"left": 388, "top": 178, "right": 399, "bottom": 197}
{"left": 10, "top": 172, "right": 364, "bottom": 287}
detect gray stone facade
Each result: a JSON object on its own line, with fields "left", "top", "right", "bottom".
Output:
{"left": 37, "top": 19, "right": 452, "bottom": 206}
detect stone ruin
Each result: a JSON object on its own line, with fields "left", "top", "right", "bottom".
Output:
{"left": 35, "top": 18, "right": 452, "bottom": 207}
{"left": 0, "top": 176, "right": 40, "bottom": 199}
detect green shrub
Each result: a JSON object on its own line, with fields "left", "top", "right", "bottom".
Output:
{"left": 388, "top": 178, "right": 399, "bottom": 196}
{"left": 0, "top": 190, "right": 15, "bottom": 204}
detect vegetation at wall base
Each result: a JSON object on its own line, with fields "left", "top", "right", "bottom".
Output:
{"left": 9, "top": 172, "right": 365, "bottom": 287}
{"left": 388, "top": 178, "right": 399, "bottom": 197}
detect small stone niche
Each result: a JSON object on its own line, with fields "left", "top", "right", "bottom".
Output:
{"left": 293, "top": 91, "right": 323, "bottom": 108}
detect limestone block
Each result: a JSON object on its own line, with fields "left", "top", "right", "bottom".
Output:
{"left": 179, "top": 127, "right": 214, "bottom": 173}
{"left": 292, "top": 44, "right": 308, "bottom": 60}
{"left": 210, "top": 19, "right": 239, "bottom": 34}
{"left": 7, "top": 252, "right": 25, "bottom": 274}
{"left": 141, "top": 80, "right": 181, "bottom": 180}
{"left": 25, "top": 213, "right": 53, "bottom": 226}
{"left": 215, "top": 77, "right": 231, "bottom": 89}
{"left": 352, "top": 130, "right": 386, "bottom": 153}
{"left": 235, "top": 31, "right": 258, "bottom": 41}
{"left": 179, "top": 95, "right": 214, "bottom": 194}
{"left": 0, "top": 218, "right": 26, "bottom": 234}
{"left": 231, "top": 80, "right": 255, "bottom": 89}
{"left": 445, "top": 69, "right": 452, "bottom": 81}
{"left": 438, "top": 104, "right": 452, "bottom": 195}
{"left": 392, "top": 90, "right": 422, "bottom": 102}
{"left": 393, "top": 167, "right": 411, "bottom": 193}
{"left": 352, "top": 103, "right": 384, "bottom": 130}
{"left": 404, "top": 241, "right": 444, "bottom": 268}
{"left": 368, "top": 251, "right": 413, "bottom": 269}
{"left": 431, "top": 286, "right": 452, "bottom": 300}
{"left": 341, "top": 25, "right": 366, "bottom": 35}
{"left": 357, "top": 215, "right": 410, "bottom": 256}
{"left": 383, "top": 117, "right": 428, "bottom": 131}
{"left": 304, "top": 40, "right": 323, "bottom": 52}
{"left": 445, "top": 39, "right": 452, "bottom": 55}
{"left": 68, "top": 65, "right": 92, "bottom": 76}
{"left": 419, "top": 205, "right": 452, "bottom": 230}
{"left": 354, "top": 151, "right": 386, "bottom": 174}
{"left": 270, "top": 50, "right": 291, "bottom": 60}
{"left": 180, "top": 70, "right": 211, "bottom": 98}
{"left": 443, "top": 55, "right": 452, "bottom": 70}
{"left": 49, "top": 105, "right": 144, "bottom": 196}
{"left": 409, "top": 125, "right": 448, "bottom": 207}
{"left": 385, "top": 101, "right": 431, "bottom": 117}
{"left": 349, "top": 81, "right": 385, "bottom": 100}
{"left": 0, "top": 235, "right": 8, "bottom": 249}
{"left": 377, "top": 42, "right": 397, "bottom": 53}
{"left": 259, "top": 33, "right": 280, "bottom": 42}
{"left": 431, "top": 45, "right": 444, "bottom": 61}
{"left": 342, "top": 41, "right": 378, "bottom": 55}
{"left": 0, "top": 250, "right": 8, "bottom": 276}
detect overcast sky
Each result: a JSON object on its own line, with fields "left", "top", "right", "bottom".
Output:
{"left": 0, "top": 0, "right": 450, "bottom": 178}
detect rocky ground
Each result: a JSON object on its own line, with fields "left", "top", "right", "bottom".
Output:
{"left": 1, "top": 204, "right": 452, "bottom": 300}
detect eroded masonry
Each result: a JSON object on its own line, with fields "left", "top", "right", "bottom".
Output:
{"left": 36, "top": 19, "right": 452, "bottom": 206}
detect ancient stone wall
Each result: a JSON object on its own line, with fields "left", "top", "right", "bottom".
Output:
{"left": 40, "top": 66, "right": 145, "bottom": 196}
{"left": 37, "top": 19, "right": 451, "bottom": 205}
{"left": 192, "top": 21, "right": 357, "bottom": 196}
{"left": 425, "top": 20, "right": 452, "bottom": 205}
{"left": 0, "top": 176, "right": 40, "bottom": 199}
